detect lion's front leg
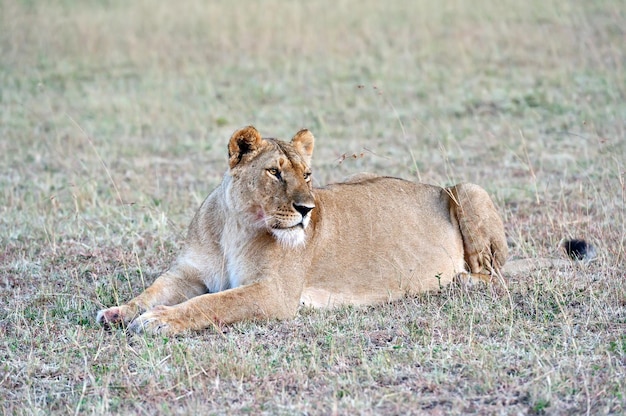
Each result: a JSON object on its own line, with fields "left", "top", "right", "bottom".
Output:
{"left": 126, "top": 305, "right": 188, "bottom": 335}
{"left": 128, "top": 278, "right": 303, "bottom": 335}
{"left": 97, "top": 265, "right": 207, "bottom": 328}
{"left": 128, "top": 303, "right": 209, "bottom": 335}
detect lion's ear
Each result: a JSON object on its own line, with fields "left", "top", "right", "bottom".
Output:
{"left": 228, "top": 126, "right": 264, "bottom": 168}
{"left": 291, "top": 129, "right": 315, "bottom": 165}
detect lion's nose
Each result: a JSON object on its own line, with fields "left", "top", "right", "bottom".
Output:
{"left": 293, "top": 203, "right": 314, "bottom": 218}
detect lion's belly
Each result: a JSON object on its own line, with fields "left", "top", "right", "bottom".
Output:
{"left": 301, "top": 242, "right": 465, "bottom": 308}
{"left": 300, "top": 286, "right": 403, "bottom": 308}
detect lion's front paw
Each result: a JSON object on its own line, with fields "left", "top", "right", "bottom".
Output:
{"left": 97, "top": 304, "right": 138, "bottom": 327}
{"left": 127, "top": 306, "right": 186, "bottom": 336}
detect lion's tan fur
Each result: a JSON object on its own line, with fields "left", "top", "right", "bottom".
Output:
{"left": 97, "top": 126, "right": 508, "bottom": 335}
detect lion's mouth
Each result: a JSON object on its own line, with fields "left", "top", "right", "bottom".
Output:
{"left": 273, "top": 222, "right": 304, "bottom": 231}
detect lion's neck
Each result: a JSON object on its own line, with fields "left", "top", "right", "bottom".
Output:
{"left": 214, "top": 179, "right": 273, "bottom": 287}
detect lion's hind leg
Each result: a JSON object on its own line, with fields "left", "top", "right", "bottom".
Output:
{"left": 447, "top": 183, "right": 508, "bottom": 277}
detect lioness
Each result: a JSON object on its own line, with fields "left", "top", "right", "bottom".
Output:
{"left": 97, "top": 126, "right": 508, "bottom": 335}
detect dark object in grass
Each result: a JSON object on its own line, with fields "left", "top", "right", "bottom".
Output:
{"left": 563, "top": 239, "right": 596, "bottom": 262}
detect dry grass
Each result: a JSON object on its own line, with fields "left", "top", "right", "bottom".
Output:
{"left": 1, "top": 0, "right": 625, "bottom": 414}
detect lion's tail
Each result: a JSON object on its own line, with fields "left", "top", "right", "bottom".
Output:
{"left": 502, "top": 239, "right": 596, "bottom": 277}
{"left": 502, "top": 258, "right": 571, "bottom": 276}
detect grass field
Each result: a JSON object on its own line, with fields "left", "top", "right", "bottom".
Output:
{"left": 1, "top": 0, "right": 625, "bottom": 414}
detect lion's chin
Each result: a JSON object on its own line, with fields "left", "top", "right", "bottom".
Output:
{"left": 271, "top": 226, "right": 306, "bottom": 248}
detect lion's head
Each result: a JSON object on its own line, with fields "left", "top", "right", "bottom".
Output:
{"left": 225, "top": 126, "right": 315, "bottom": 248}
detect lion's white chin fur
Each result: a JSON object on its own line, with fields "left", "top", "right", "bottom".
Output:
{"left": 271, "top": 227, "right": 306, "bottom": 248}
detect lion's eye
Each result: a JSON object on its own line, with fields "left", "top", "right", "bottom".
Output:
{"left": 303, "top": 172, "right": 311, "bottom": 182}
{"left": 267, "top": 168, "right": 281, "bottom": 179}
